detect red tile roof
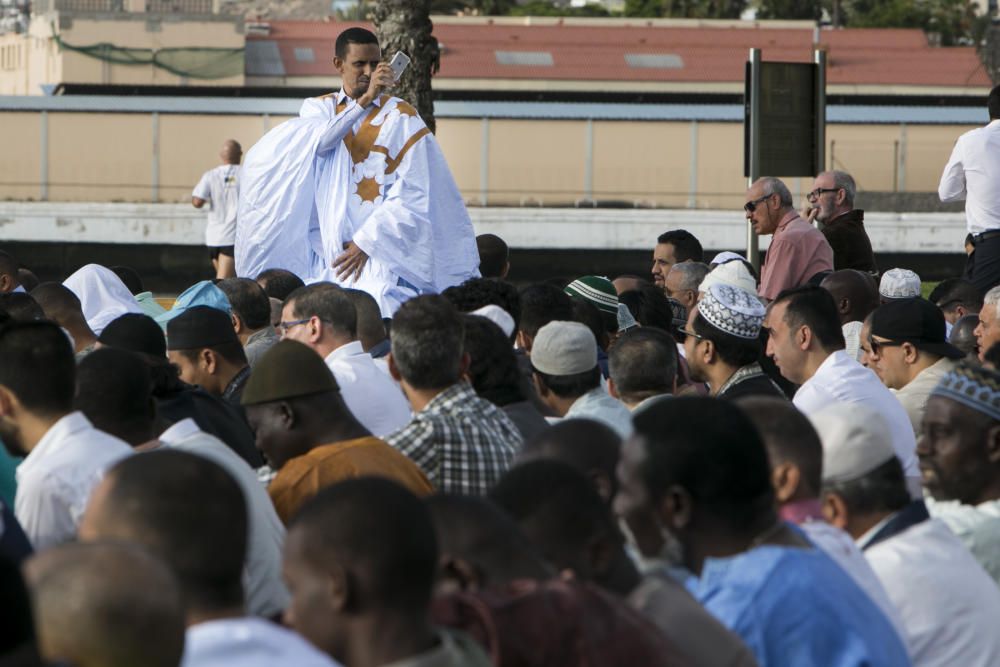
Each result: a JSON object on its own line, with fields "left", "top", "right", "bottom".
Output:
{"left": 248, "top": 19, "right": 992, "bottom": 88}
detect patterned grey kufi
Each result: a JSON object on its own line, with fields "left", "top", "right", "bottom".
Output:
{"left": 698, "top": 284, "right": 765, "bottom": 340}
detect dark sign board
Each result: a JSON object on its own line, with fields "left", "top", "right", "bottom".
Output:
{"left": 744, "top": 61, "right": 820, "bottom": 178}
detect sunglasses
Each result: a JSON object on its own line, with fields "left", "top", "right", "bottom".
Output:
{"left": 744, "top": 194, "right": 773, "bottom": 214}
{"left": 868, "top": 337, "right": 906, "bottom": 355}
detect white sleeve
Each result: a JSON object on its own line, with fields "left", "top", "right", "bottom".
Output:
{"left": 15, "top": 474, "right": 76, "bottom": 551}
{"left": 316, "top": 101, "right": 368, "bottom": 157}
{"left": 938, "top": 138, "right": 967, "bottom": 202}
{"left": 192, "top": 170, "right": 213, "bottom": 201}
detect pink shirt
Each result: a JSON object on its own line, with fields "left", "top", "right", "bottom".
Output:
{"left": 759, "top": 211, "right": 834, "bottom": 300}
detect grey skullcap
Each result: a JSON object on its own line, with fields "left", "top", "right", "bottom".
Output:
{"left": 698, "top": 283, "right": 765, "bottom": 340}
{"left": 811, "top": 403, "right": 896, "bottom": 484}
{"left": 530, "top": 320, "right": 597, "bottom": 376}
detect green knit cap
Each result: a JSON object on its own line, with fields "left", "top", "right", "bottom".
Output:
{"left": 241, "top": 339, "right": 339, "bottom": 406}
{"left": 565, "top": 275, "right": 618, "bottom": 316}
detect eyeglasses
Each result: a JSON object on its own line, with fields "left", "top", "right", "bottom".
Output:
{"left": 744, "top": 194, "right": 772, "bottom": 214}
{"left": 868, "top": 337, "right": 906, "bottom": 355}
{"left": 277, "top": 318, "right": 311, "bottom": 336}
{"left": 679, "top": 328, "right": 705, "bottom": 341}
{"left": 807, "top": 187, "right": 840, "bottom": 202}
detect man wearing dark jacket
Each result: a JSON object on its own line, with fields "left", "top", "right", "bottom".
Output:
{"left": 806, "top": 170, "right": 878, "bottom": 275}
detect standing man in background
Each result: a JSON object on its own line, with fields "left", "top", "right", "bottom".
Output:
{"left": 192, "top": 139, "right": 242, "bottom": 280}
{"left": 939, "top": 85, "right": 1000, "bottom": 293}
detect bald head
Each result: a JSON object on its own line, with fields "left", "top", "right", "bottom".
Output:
{"left": 821, "top": 269, "right": 879, "bottom": 324}
{"left": 517, "top": 419, "right": 621, "bottom": 503}
{"left": 25, "top": 542, "right": 185, "bottom": 667}
{"left": 220, "top": 139, "right": 242, "bottom": 165}
{"left": 425, "top": 494, "right": 553, "bottom": 592}
{"left": 951, "top": 314, "right": 981, "bottom": 359}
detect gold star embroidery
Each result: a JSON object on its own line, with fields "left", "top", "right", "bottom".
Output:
{"left": 395, "top": 102, "right": 419, "bottom": 118}
{"left": 356, "top": 176, "right": 381, "bottom": 203}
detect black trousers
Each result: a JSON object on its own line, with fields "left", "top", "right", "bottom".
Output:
{"left": 965, "top": 234, "right": 1000, "bottom": 295}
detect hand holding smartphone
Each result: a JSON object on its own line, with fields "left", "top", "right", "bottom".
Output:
{"left": 389, "top": 51, "right": 411, "bottom": 82}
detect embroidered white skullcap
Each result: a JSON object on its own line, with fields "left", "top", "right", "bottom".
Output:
{"left": 698, "top": 284, "right": 765, "bottom": 340}
{"left": 698, "top": 259, "right": 757, "bottom": 294}
{"left": 811, "top": 403, "right": 896, "bottom": 484}
{"left": 530, "top": 321, "right": 597, "bottom": 376}
{"left": 710, "top": 251, "right": 745, "bottom": 266}
{"left": 879, "top": 268, "right": 921, "bottom": 300}
{"left": 472, "top": 304, "right": 515, "bottom": 338}
{"left": 617, "top": 302, "right": 638, "bottom": 332}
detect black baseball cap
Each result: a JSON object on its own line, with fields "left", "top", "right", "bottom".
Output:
{"left": 870, "top": 298, "right": 964, "bottom": 359}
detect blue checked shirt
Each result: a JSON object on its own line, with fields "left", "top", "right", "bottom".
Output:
{"left": 386, "top": 381, "right": 521, "bottom": 496}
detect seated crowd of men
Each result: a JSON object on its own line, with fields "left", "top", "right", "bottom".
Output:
{"left": 3, "top": 172, "right": 1000, "bottom": 667}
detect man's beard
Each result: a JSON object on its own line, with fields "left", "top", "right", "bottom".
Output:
{"left": 618, "top": 515, "right": 685, "bottom": 571}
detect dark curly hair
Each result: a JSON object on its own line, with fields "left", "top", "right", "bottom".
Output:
{"left": 462, "top": 314, "right": 524, "bottom": 407}
{"left": 442, "top": 278, "right": 521, "bottom": 341}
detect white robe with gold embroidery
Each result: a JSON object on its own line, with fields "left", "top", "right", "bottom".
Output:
{"left": 235, "top": 92, "right": 479, "bottom": 315}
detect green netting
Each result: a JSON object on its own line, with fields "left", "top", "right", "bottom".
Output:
{"left": 51, "top": 24, "right": 244, "bottom": 79}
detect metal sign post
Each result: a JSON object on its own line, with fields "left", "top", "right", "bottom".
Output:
{"left": 745, "top": 48, "right": 762, "bottom": 270}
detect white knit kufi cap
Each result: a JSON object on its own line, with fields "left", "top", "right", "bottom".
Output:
{"left": 530, "top": 320, "right": 597, "bottom": 376}
{"left": 810, "top": 403, "right": 896, "bottom": 485}
{"left": 471, "top": 304, "right": 515, "bottom": 338}
{"left": 697, "top": 283, "right": 766, "bottom": 340}
{"left": 698, "top": 259, "right": 757, "bottom": 295}
{"left": 879, "top": 268, "right": 921, "bottom": 300}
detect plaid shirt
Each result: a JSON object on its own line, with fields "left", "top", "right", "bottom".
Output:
{"left": 386, "top": 381, "right": 521, "bottom": 496}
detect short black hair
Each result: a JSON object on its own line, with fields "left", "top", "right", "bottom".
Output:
{"left": 534, "top": 366, "right": 601, "bottom": 400}
{"left": 989, "top": 84, "right": 1000, "bottom": 120}
{"left": 98, "top": 313, "right": 167, "bottom": 358}
{"left": 0, "top": 321, "right": 74, "bottom": 417}
{"left": 476, "top": 234, "right": 509, "bottom": 279}
{"left": 608, "top": 327, "right": 677, "bottom": 404}
{"left": 110, "top": 266, "right": 144, "bottom": 295}
{"left": 343, "top": 288, "right": 387, "bottom": 349}
{"left": 17, "top": 268, "right": 39, "bottom": 292}
{"left": 286, "top": 282, "right": 357, "bottom": 339}
{"left": 442, "top": 278, "right": 521, "bottom": 340}
{"left": 255, "top": 268, "right": 305, "bottom": 301}
{"left": 736, "top": 396, "right": 822, "bottom": 496}
{"left": 0, "top": 250, "right": 19, "bottom": 281}
{"left": 391, "top": 295, "right": 464, "bottom": 390}
{"left": 518, "top": 284, "right": 574, "bottom": 338}
{"left": 97, "top": 450, "right": 247, "bottom": 614}
{"left": 335, "top": 27, "right": 379, "bottom": 59}
{"left": 75, "top": 348, "right": 154, "bottom": 446}
{"left": 490, "top": 460, "right": 618, "bottom": 572}
{"left": 618, "top": 284, "right": 675, "bottom": 333}
{"left": 632, "top": 397, "right": 774, "bottom": 529}
{"left": 462, "top": 314, "right": 524, "bottom": 407}
{"left": 0, "top": 292, "right": 44, "bottom": 322}
{"left": 928, "top": 278, "right": 983, "bottom": 315}
{"left": 571, "top": 297, "right": 612, "bottom": 350}
{"left": 823, "top": 457, "right": 910, "bottom": 517}
{"left": 774, "top": 285, "right": 845, "bottom": 352}
{"left": 217, "top": 278, "right": 271, "bottom": 330}
{"left": 691, "top": 311, "right": 760, "bottom": 369}
{"left": 519, "top": 418, "right": 621, "bottom": 499}
{"left": 656, "top": 229, "right": 703, "bottom": 263}
{"left": 176, "top": 340, "right": 248, "bottom": 368}
{"left": 30, "top": 283, "right": 84, "bottom": 326}
{"left": 291, "top": 478, "right": 437, "bottom": 612}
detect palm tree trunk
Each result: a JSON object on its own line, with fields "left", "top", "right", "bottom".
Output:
{"left": 373, "top": 0, "right": 440, "bottom": 133}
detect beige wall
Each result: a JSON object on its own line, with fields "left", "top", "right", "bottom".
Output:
{"left": 0, "top": 109, "right": 980, "bottom": 207}
{"left": 0, "top": 12, "right": 243, "bottom": 95}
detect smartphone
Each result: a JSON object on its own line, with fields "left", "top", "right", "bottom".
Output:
{"left": 389, "top": 51, "right": 411, "bottom": 82}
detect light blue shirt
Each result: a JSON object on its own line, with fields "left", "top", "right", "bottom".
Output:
{"left": 693, "top": 544, "right": 911, "bottom": 667}
{"left": 563, "top": 387, "right": 633, "bottom": 438}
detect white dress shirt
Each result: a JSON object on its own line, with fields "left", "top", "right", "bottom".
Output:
{"left": 793, "top": 350, "right": 921, "bottom": 496}
{"left": 14, "top": 411, "right": 132, "bottom": 550}
{"left": 865, "top": 518, "right": 1000, "bottom": 667}
{"left": 159, "top": 419, "right": 289, "bottom": 618}
{"left": 939, "top": 119, "right": 1000, "bottom": 234}
{"left": 182, "top": 617, "right": 340, "bottom": 667}
{"left": 325, "top": 341, "right": 411, "bottom": 437}
{"left": 801, "top": 521, "right": 910, "bottom": 656}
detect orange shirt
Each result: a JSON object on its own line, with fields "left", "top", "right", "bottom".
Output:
{"left": 268, "top": 436, "right": 434, "bottom": 524}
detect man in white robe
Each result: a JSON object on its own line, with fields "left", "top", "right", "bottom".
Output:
{"left": 236, "top": 27, "right": 479, "bottom": 315}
